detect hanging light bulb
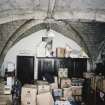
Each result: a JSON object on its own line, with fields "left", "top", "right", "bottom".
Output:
{"left": 48, "top": 30, "right": 55, "bottom": 37}
{"left": 45, "top": 22, "right": 55, "bottom": 37}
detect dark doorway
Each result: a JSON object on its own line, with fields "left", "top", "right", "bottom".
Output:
{"left": 17, "top": 56, "right": 34, "bottom": 85}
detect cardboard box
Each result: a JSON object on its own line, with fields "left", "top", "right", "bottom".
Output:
{"left": 60, "top": 78, "right": 71, "bottom": 88}
{"left": 7, "top": 63, "right": 15, "bottom": 72}
{"left": 7, "top": 77, "right": 14, "bottom": 90}
{"left": 21, "top": 98, "right": 35, "bottom": 105}
{"left": 72, "top": 86, "right": 82, "bottom": 95}
{"left": 37, "top": 81, "right": 48, "bottom": 85}
{"left": 73, "top": 96, "right": 82, "bottom": 102}
{"left": 55, "top": 100, "right": 71, "bottom": 105}
{"left": 4, "top": 85, "right": 11, "bottom": 95}
{"left": 21, "top": 85, "right": 37, "bottom": 105}
{"left": 37, "top": 92, "right": 54, "bottom": 105}
{"left": 76, "top": 86, "right": 82, "bottom": 95}
{"left": 38, "top": 84, "right": 50, "bottom": 94}
{"left": 54, "top": 77, "right": 58, "bottom": 84}
{"left": 50, "top": 77, "right": 58, "bottom": 90}
{"left": 71, "top": 78, "right": 84, "bottom": 86}
{"left": 58, "top": 68, "right": 68, "bottom": 78}
{"left": 97, "top": 79, "right": 103, "bottom": 90}
{"left": 83, "top": 72, "right": 94, "bottom": 79}
{"left": 50, "top": 83, "right": 58, "bottom": 90}
{"left": 53, "top": 89, "right": 63, "bottom": 97}
{"left": 63, "top": 87, "right": 72, "bottom": 99}
{"left": 56, "top": 48, "right": 65, "bottom": 57}
{"left": 91, "top": 77, "right": 96, "bottom": 90}
{"left": 102, "top": 79, "right": 105, "bottom": 92}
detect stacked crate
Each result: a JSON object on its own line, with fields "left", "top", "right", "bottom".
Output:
{"left": 71, "top": 78, "right": 84, "bottom": 102}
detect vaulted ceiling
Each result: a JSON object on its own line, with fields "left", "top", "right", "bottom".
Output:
{"left": 0, "top": 0, "right": 105, "bottom": 65}
{"left": 0, "top": 0, "right": 105, "bottom": 23}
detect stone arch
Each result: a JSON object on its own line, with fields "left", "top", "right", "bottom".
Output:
{"left": 0, "top": 10, "right": 105, "bottom": 24}
{"left": 0, "top": 19, "right": 90, "bottom": 65}
{"left": 96, "top": 39, "right": 105, "bottom": 62}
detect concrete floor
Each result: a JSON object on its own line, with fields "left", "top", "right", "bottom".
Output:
{"left": 0, "top": 78, "right": 87, "bottom": 105}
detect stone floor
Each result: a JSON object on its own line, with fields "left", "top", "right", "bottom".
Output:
{"left": 0, "top": 79, "right": 12, "bottom": 105}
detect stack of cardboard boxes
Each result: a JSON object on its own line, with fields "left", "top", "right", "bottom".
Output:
{"left": 89, "top": 74, "right": 105, "bottom": 93}
{"left": 21, "top": 85, "right": 37, "bottom": 105}
{"left": 71, "top": 78, "right": 84, "bottom": 102}
{"left": 56, "top": 47, "right": 72, "bottom": 58}
{"left": 83, "top": 72, "right": 95, "bottom": 79}
{"left": 102, "top": 79, "right": 105, "bottom": 92}
{"left": 21, "top": 82, "right": 54, "bottom": 105}
{"left": 52, "top": 68, "right": 72, "bottom": 105}
{"left": 54, "top": 68, "right": 84, "bottom": 104}
{"left": 96, "top": 76, "right": 105, "bottom": 92}
{"left": 83, "top": 72, "right": 105, "bottom": 92}
{"left": 21, "top": 68, "right": 84, "bottom": 105}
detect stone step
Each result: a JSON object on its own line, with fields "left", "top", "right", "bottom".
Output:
{"left": 0, "top": 100, "right": 11, "bottom": 105}
{"left": 0, "top": 84, "right": 4, "bottom": 92}
{"left": 0, "top": 102, "right": 7, "bottom": 105}
{"left": 0, "top": 91, "right": 4, "bottom": 94}
{"left": 0, "top": 88, "right": 3, "bottom": 90}
{"left": 0, "top": 84, "right": 4, "bottom": 86}
{"left": 0, "top": 85, "right": 4, "bottom": 87}
{"left": 0, "top": 80, "right": 11, "bottom": 104}
{"left": 0, "top": 89, "right": 4, "bottom": 93}
{"left": 0, "top": 89, "right": 4, "bottom": 91}
{"left": 0, "top": 85, "right": 5, "bottom": 88}
{"left": 0, "top": 85, "right": 5, "bottom": 87}
{"left": 0, "top": 95, "right": 12, "bottom": 105}
{"left": 0, "top": 88, "right": 4, "bottom": 90}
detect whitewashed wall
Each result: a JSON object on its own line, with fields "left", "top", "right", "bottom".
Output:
{"left": 1, "top": 29, "right": 88, "bottom": 77}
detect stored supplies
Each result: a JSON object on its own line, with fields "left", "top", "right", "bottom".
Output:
{"left": 50, "top": 83, "right": 58, "bottom": 90}
{"left": 65, "top": 45, "right": 72, "bottom": 58}
{"left": 58, "top": 68, "right": 68, "bottom": 78}
{"left": 91, "top": 76, "right": 105, "bottom": 91}
{"left": 54, "top": 77, "right": 58, "bottom": 83}
{"left": 21, "top": 85, "right": 37, "bottom": 105}
{"left": 71, "top": 78, "right": 84, "bottom": 86}
{"left": 7, "top": 62, "right": 15, "bottom": 72}
{"left": 72, "top": 86, "right": 83, "bottom": 96}
{"left": 37, "top": 80, "right": 48, "bottom": 85}
{"left": 55, "top": 100, "right": 71, "bottom": 105}
{"left": 38, "top": 84, "right": 50, "bottom": 94}
{"left": 63, "top": 87, "right": 72, "bottom": 100}
{"left": 53, "top": 89, "right": 63, "bottom": 97}
{"left": 37, "top": 92, "right": 54, "bottom": 105}
{"left": 61, "top": 78, "right": 71, "bottom": 88}
{"left": 12, "top": 79, "right": 22, "bottom": 105}
{"left": 102, "top": 79, "right": 105, "bottom": 92}
{"left": 97, "top": 78, "right": 105, "bottom": 92}
{"left": 73, "top": 96, "right": 82, "bottom": 102}
{"left": 7, "top": 77, "right": 14, "bottom": 90}
{"left": 4, "top": 85, "right": 11, "bottom": 95}
{"left": 90, "top": 77, "right": 96, "bottom": 90}
{"left": 83, "top": 72, "right": 95, "bottom": 79}
{"left": 56, "top": 48, "right": 66, "bottom": 57}
{"left": 50, "top": 77, "right": 58, "bottom": 90}
{"left": 97, "top": 78, "right": 103, "bottom": 91}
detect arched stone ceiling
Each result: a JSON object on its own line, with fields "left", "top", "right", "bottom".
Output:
{"left": 0, "top": 18, "right": 105, "bottom": 65}
{"left": 0, "top": 19, "right": 91, "bottom": 65}
{"left": 0, "top": 0, "right": 105, "bottom": 66}
{"left": 0, "top": 0, "right": 105, "bottom": 24}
